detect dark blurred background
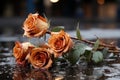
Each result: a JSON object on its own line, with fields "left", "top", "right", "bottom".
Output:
{"left": 0, "top": 0, "right": 120, "bottom": 48}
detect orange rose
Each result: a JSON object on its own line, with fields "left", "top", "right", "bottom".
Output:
{"left": 29, "top": 48, "right": 52, "bottom": 69}
{"left": 48, "top": 30, "right": 73, "bottom": 57}
{"left": 23, "top": 13, "right": 49, "bottom": 38}
{"left": 13, "top": 41, "right": 34, "bottom": 65}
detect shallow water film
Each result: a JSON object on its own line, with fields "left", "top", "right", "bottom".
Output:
{"left": 1, "top": 47, "right": 120, "bottom": 80}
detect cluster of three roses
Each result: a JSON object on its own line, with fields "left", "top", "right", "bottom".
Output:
{"left": 13, "top": 13, "right": 73, "bottom": 69}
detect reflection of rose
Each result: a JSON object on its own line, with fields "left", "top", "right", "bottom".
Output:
{"left": 48, "top": 30, "right": 73, "bottom": 57}
{"left": 13, "top": 68, "right": 30, "bottom": 80}
{"left": 13, "top": 41, "right": 34, "bottom": 65}
{"left": 23, "top": 13, "right": 49, "bottom": 38}
{"left": 13, "top": 67, "right": 52, "bottom": 80}
{"left": 13, "top": 71, "right": 27, "bottom": 80}
{"left": 30, "top": 69, "right": 52, "bottom": 80}
{"left": 29, "top": 48, "right": 52, "bottom": 69}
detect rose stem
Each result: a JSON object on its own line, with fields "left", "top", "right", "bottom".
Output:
{"left": 71, "top": 37, "right": 120, "bottom": 53}
{"left": 46, "top": 31, "right": 120, "bottom": 53}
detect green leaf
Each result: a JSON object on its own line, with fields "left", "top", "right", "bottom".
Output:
{"left": 67, "top": 49, "right": 79, "bottom": 65}
{"left": 74, "top": 43, "right": 88, "bottom": 55}
{"left": 43, "top": 13, "right": 48, "bottom": 22}
{"left": 67, "top": 43, "right": 87, "bottom": 65}
{"left": 92, "top": 51, "right": 103, "bottom": 63}
{"left": 84, "top": 50, "right": 92, "bottom": 62}
{"left": 76, "top": 23, "right": 82, "bottom": 40}
{"left": 102, "top": 48, "right": 109, "bottom": 58}
{"left": 51, "top": 26, "right": 64, "bottom": 32}
{"left": 43, "top": 13, "right": 50, "bottom": 28}
{"left": 93, "top": 39, "right": 100, "bottom": 51}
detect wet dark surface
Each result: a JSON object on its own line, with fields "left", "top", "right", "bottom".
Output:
{"left": 1, "top": 47, "right": 120, "bottom": 80}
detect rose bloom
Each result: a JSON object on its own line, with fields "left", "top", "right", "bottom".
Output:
{"left": 29, "top": 48, "right": 52, "bottom": 69}
{"left": 13, "top": 41, "right": 34, "bottom": 65}
{"left": 23, "top": 13, "right": 49, "bottom": 38}
{"left": 48, "top": 30, "right": 73, "bottom": 57}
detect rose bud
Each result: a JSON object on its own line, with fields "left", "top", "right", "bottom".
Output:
{"left": 13, "top": 41, "right": 35, "bottom": 65}
{"left": 29, "top": 48, "right": 52, "bottom": 69}
{"left": 23, "top": 13, "right": 49, "bottom": 38}
{"left": 48, "top": 30, "right": 73, "bottom": 58}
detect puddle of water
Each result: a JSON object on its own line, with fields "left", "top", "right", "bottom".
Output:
{"left": 1, "top": 49, "right": 120, "bottom": 80}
